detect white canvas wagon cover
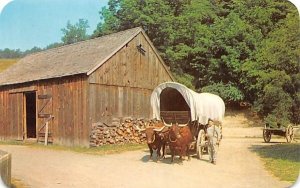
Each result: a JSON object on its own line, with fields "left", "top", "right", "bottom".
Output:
{"left": 150, "top": 82, "right": 225, "bottom": 125}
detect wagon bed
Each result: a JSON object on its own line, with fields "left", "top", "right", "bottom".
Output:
{"left": 160, "top": 111, "right": 190, "bottom": 124}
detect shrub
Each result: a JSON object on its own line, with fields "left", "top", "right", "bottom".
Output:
{"left": 201, "top": 82, "right": 244, "bottom": 103}
{"left": 173, "top": 73, "right": 196, "bottom": 90}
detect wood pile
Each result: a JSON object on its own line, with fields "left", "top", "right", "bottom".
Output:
{"left": 90, "top": 118, "right": 157, "bottom": 147}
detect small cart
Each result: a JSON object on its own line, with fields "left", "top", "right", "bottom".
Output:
{"left": 263, "top": 123, "right": 294, "bottom": 143}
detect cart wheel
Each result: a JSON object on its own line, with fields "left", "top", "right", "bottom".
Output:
{"left": 285, "top": 125, "right": 294, "bottom": 143}
{"left": 263, "top": 129, "right": 271, "bottom": 143}
{"left": 197, "top": 129, "right": 206, "bottom": 159}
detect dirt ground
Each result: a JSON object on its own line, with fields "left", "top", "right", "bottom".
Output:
{"left": 0, "top": 111, "right": 295, "bottom": 188}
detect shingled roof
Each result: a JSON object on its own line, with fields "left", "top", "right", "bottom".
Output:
{"left": 0, "top": 27, "right": 171, "bottom": 86}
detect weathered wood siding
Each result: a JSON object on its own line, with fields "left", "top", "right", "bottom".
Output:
{"left": 0, "top": 87, "right": 23, "bottom": 141}
{"left": 36, "top": 76, "right": 89, "bottom": 146}
{"left": 88, "top": 33, "right": 173, "bottom": 124}
{"left": 0, "top": 75, "right": 90, "bottom": 147}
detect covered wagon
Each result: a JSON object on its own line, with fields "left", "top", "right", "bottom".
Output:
{"left": 150, "top": 82, "right": 225, "bottom": 158}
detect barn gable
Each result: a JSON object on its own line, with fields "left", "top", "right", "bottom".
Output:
{"left": 88, "top": 31, "right": 172, "bottom": 89}
{"left": 87, "top": 31, "right": 173, "bottom": 124}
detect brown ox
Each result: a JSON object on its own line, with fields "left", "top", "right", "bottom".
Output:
{"left": 134, "top": 121, "right": 166, "bottom": 160}
{"left": 167, "top": 122, "right": 193, "bottom": 162}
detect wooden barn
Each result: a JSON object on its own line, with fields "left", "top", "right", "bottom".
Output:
{"left": 0, "top": 27, "right": 173, "bottom": 147}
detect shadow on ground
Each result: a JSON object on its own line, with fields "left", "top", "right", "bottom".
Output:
{"left": 249, "top": 143, "right": 300, "bottom": 162}
{"left": 139, "top": 149, "right": 211, "bottom": 165}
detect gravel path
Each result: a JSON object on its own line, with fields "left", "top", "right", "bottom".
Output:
{"left": 0, "top": 137, "right": 291, "bottom": 188}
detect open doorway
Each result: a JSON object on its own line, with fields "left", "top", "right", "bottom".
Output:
{"left": 25, "top": 92, "right": 36, "bottom": 138}
{"left": 160, "top": 87, "right": 190, "bottom": 111}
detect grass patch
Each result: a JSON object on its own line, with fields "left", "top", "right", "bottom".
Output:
{"left": 0, "top": 140, "right": 147, "bottom": 155}
{"left": 0, "top": 59, "right": 18, "bottom": 72}
{"left": 253, "top": 143, "right": 300, "bottom": 182}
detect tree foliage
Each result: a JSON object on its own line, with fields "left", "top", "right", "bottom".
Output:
{"left": 201, "top": 82, "right": 244, "bottom": 104}
{"left": 61, "top": 19, "right": 90, "bottom": 45}
{"left": 93, "top": 0, "right": 299, "bottom": 124}
{"left": 242, "top": 6, "right": 300, "bottom": 125}
{"left": 0, "top": 43, "right": 63, "bottom": 58}
{"left": 0, "top": 47, "right": 43, "bottom": 58}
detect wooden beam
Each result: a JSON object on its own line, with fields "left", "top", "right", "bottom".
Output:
{"left": 23, "top": 93, "right": 27, "bottom": 140}
{"left": 9, "top": 86, "right": 37, "bottom": 94}
{"left": 38, "top": 94, "right": 52, "bottom": 99}
{"left": 44, "top": 122, "right": 48, "bottom": 146}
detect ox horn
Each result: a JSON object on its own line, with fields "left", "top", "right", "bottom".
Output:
{"left": 153, "top": 126, "right": 165, "bottom": 132}
{"left": 133, "top": 124, "right": 146, "bottom": 132}
{"left": 161, "top": 117, "right": 172, "bottom": 127}
{"left": 177, "top": 120, "right": 190, "bottom": 127}
{"left": 164, "top": 122, "right": 173, "bottom": 127}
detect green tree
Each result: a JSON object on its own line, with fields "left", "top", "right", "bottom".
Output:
{"left": 45, "top": 42, "right": 63, "bottom": 50}
{"left": 0, "top": 48, "right": 23, "bottom": 58}
{"left": 242, "top": 7, "right": 300, "bottom": 124}
{"left": 94, "top": 0, "right": 299, "bottom": 123}
{"left": 23, "top": 46, "right": 42, "bottom": 55}
{"left": 61, "top": 19, "right": 90, "bottom": 45}
{"left": 201, "top": 82, "right": 244, "bottom": 105}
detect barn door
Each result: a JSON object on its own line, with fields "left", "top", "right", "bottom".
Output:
{"left": 8, "top": 92, "right": 23, "bottom": 140}
{"left": 37, "top": 94, "right": 53, "bottom": 143}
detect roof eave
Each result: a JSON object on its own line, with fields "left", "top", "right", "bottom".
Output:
{"left": 0, "top": 72, "right": 87, "bottom": 87}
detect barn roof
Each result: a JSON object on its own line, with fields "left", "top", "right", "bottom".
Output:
{"left": 0, "top": 27, "right": 173, "bottom": 86}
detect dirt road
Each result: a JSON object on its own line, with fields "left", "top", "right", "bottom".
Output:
{"left": 0, "top": 137, "right": 292, "bottom": 188}
{"left": 0, "top": 111, "right": 294, "bottom": 188}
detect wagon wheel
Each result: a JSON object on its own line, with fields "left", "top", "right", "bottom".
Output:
{"left": 196, "top": 129, "right": 206, "bottom": 159}
{"left": 285, "top": 125, "right": 294, "bottom": 143}
{"left": 263, "top": 129, "right": 271, "bottom": 143}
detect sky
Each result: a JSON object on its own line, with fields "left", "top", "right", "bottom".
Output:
{"left": 0, "top": 0, "right": 109, "bottom": 50}
{"left": 0, "top": 0, "right": 299, "bottom": 51}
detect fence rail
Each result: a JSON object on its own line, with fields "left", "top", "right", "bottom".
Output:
{"left": 0, "top": 150, "right": 11, "bottom": 187}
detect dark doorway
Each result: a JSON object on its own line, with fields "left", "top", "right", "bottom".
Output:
{"left": 25, "top": 92, "right": 36, "bottom": 138}
{"left": 160, "top": 88, "right": 190, "bottom": 111}
{"left": 159, "top": 88, "right": 191, "bottom": 124}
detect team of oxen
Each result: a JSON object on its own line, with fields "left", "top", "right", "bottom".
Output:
{"left": 134, "top": 119, "right": 193, "bottom": 162}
